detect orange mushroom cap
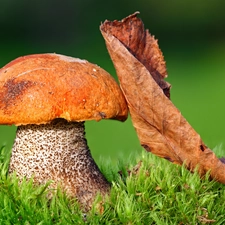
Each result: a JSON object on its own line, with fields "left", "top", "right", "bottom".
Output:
{"left": 0, "top": 53, "right": 128, "bottom": 125}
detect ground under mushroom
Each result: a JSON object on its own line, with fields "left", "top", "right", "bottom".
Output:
{"left": 9, "top": 118, "right": 110, "bottom": 209}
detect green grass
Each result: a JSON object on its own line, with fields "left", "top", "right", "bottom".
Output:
{"left": 1, "top": 146, "right": 225, "bottom": 224}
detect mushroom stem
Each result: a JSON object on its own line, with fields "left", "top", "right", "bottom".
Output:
{"left": 9, "top": 118, "right": 110, "bottom": 209}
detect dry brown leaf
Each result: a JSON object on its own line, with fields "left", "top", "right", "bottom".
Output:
{"left": 100, "top": 12, "right": 225, "bottom": 184}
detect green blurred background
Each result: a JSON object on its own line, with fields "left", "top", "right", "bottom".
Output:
{"left": 1, "top": 0, "right": 225, "bottom": 163}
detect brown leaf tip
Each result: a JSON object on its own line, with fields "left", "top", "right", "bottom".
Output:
{"left": 100, "top": 12, "right": 171, "bottom": 98}
{"left": 101, "top": 11, "right": 140, "bottom": 28}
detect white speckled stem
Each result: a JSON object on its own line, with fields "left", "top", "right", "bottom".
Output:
{"left": 9, "top": 119, "right": 110, "bottom": 209}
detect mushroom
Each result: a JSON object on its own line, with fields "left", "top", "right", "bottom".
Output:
{"left": 0, "top": 53, "right": 128, "bottom": 209}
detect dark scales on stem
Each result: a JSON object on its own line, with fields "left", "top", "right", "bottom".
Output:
{"left": 9, "top": 118, "right": 110, "bottom": 211}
